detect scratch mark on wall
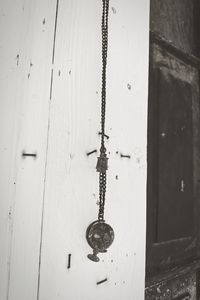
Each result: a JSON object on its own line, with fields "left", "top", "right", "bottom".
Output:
{"left": 37, "top": 2, "right": 60, "bottom": 299}
{"left": 49, "top": 69, "right": 54, "bottom": 100}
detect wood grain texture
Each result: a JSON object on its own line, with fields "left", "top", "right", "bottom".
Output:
{"left": 146, "top": 42, "right": 200, "bottom": 276}
{"left": 38, "top": 1, "right": 149, "bottom": 300}
{"left": 150, "top": 0, "right": 195, "bottom": 55}
{"left": 0, "top": 0, "right": 57, "bottom": 299}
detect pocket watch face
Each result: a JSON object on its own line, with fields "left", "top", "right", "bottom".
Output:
{"left": 86, "top": 220, "right": 114, "bottom": 253}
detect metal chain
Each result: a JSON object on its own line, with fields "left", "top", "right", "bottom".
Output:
{"left": 97, "top": 0, "right": 110, "bottom": 222}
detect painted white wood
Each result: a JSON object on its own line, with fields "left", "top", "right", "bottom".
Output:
{"left": 38, "top": 1, "right": 149, "bottom": 300}
{"left": 0, "top": 0, "right": 56, "bottom": 299}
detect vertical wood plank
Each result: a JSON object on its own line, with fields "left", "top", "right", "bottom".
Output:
{"left": 38, "top": 1, "right": 149, "bottom": 300}
{"left": 0, "top": 0, "right": 56, "bottom": 299}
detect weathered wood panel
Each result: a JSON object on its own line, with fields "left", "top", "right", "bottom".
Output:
{"left": 146, "top": 43, "right": 200, "bottom": 275}
{"left": 145, "top": 271, "right": 196, "bottom": 300}
{"left": 37, "top": 1, "right": 149, "bottom": 300}
{"left": 0, "top": 0, "right": 56, "bottom": 299}
{"left": 150, "top": 0, "right": 195, "bottom": 55}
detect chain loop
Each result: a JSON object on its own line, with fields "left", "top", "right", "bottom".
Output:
{"left": 97, "top": 0, "right": 110, "bottom": 222}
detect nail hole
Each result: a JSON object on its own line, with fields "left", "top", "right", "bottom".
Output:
{"left": 127, "top": 83, "right": 131, "bottom": 90}
{"left": 111, "top": 7, "right": 117, "bottom": 14}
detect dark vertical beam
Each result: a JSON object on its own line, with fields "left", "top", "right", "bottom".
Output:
{"left": 193, "top": 0, "right": 200, "bottom": 58}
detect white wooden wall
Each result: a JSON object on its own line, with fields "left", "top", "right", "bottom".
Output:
{"left": 0, "top": 1, "right": 149, "bottom": 300}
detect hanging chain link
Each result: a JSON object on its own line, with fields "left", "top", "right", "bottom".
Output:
{"left": 96, "top": 0, "right": 110, "bottom": 222}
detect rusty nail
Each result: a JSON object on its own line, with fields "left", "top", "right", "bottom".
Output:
{"left": 87, "top": 149, "right": 97, "bottom": 156}
{"left": 120, "top": 153, "right": 131, "bottom": 159}
{"left": 22, "top": 152, "right": 37, "bottom": 158}
{"left": 67, "top": 254, "right": 71, "bottom": 269}
{"left": 97, "top": 278, "right": 107, "bottom": 285}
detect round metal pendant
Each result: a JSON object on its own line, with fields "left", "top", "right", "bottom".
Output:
{"left": 86, "top": 220, "right": 114, "bottom": 261}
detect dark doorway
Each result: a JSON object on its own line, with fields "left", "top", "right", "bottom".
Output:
{"left": 145, "top": 1, "right": 200, "bottom": 299}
